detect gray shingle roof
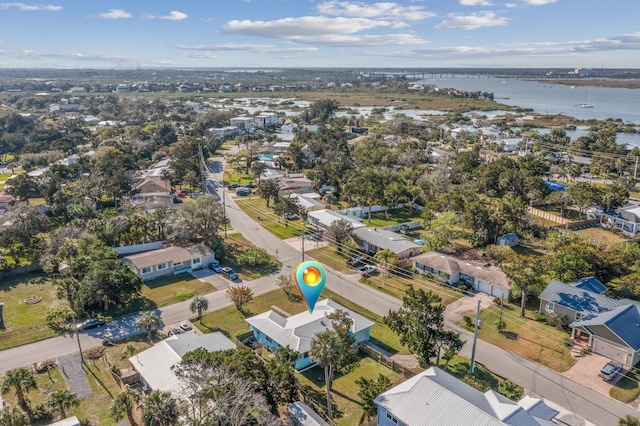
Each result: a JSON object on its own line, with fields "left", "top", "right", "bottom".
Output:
{"left": 539, "top": 280, "right": 624, "bottom": 314}
{"left": 124, "top": 244, "right": 214, "bottom": 269}
{"left": 410, "top": 251, "right": 511, "bottom": 288}
{"left": 571, "top": 304, "right": 640, "bottom": 350}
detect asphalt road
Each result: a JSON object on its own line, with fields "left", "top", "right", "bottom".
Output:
{"left": 0, "top": 156, "right": 636, "bottom": 425}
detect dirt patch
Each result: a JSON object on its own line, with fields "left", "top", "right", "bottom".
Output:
{"left": 444, "top": 293, "right": 495, "bottom": 328}
{"left": 21, "top": 295, "right": 42, "bottom": 304}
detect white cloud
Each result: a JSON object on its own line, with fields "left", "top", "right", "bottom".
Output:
{"left": 223, "top": 16, "right": 426, "bottom": 46}
{"left": 160, "top": 11, "right": 188, "bottom": 21}
{"left": 459, "top": 0, "right": 493, "bottom": 5}
{"left": 316, "top": 1, "right": 435, "bottom": 20}
{"left": 522, "top": 0, "right": 556, "bottom": 4}
{"left": 0, "top": 2, "right": 61, "bottom": 11}
{"left": 435, "top": 11, "right": 508, "bottom": 30}
{"left": 99, "top": 9, "right": 131, "bottom": 19}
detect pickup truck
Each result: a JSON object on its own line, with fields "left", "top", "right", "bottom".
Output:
{"left": 356, "top": 265, "right": 377, "bottom": 277}
{"left": 346, "top": 255, "right": 366, "bottom": 267}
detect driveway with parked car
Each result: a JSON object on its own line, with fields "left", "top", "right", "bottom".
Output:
{"left": 562, "top": 351, "right": 620, "bottom": 395}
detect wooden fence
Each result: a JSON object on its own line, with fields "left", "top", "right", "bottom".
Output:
{"left": 360, "top": 343, "right": 417, "bottom": 379}
{"left": 0, "top": 264, "right": 42, "bottom": 279}
{"left": 527, "top": 207, "right": 571, "bottom": 225}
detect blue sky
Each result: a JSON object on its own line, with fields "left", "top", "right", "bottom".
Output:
{"left": 0, "top": 0, "right": 638, "bottom": 69}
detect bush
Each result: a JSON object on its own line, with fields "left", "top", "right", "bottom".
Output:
{"left": 533, "top": 312, "right": 548, "bottom": 323}
{"left": 462, "top": 374, "right": 490, "bottom": 392}
{"left": 580, "top": 347, "right": 591, "bottom": 357}
{"left": 235, "top": 247, "right": 272, "bottom": 267}
{"left": 562, "top": 337, "right": 572, "bottom": 348}
{"left": 497, "top": 380, "right": 523, "bottom": 400}
{"left": 495, "top": 320, "right": 507, "bottom": 333}
{"left": 462, "top": 316, "right": 474, "bottom": 331}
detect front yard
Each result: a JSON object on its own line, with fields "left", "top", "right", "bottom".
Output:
{"left": 235, "top": 197, "right": 312, "bottom": 240}
{"left": 477, "top": 303, "right": 576, "bottom": 372}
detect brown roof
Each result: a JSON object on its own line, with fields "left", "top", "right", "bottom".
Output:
{"left": 411, "top": 251, "right": 510, "bottom": 288}
{"left": 134, "top": 177, "right": 170, "bottom": 194}
{"left": 125, "top": 244, "right": 214, "bottom": 269}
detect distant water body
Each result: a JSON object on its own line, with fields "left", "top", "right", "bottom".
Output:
{"left": 416, "top": 75, "right": 640, "bottom": 146}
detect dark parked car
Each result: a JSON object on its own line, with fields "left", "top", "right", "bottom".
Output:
{"left": 228, "top": 183, "right": 239, "bottom": 189}
{"left": 599, "top": 360, "right": 623, "bottom": 381}
{"left": 221, "top": 267, "right": 239, "bottom": 280}
{"left": 168, "top": 328, "right": 182, "bottom": 336}
{"left": 235, "top": 187, "right": 250, "bottom": 196}
{"left": 209, "top": 262, "right": 223, "bottom": 272}
{"left": 245, "top": 183, "right": 256, "bottom": 188}
{"left": 76, "top": 318, "right": 105, "bottom": 331}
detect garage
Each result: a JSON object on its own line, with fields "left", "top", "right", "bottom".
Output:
{"left": 593, "top": 337, "right": 628, "bottom": 364}
{"left": 491, "top": 285, "right": 509, "bottom": 299}
{"left": 475, "top": 279, "right": 491, "bottom": 295}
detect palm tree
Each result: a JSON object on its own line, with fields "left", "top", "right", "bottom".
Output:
{"left": 189, "top": 295, "right": 209, "bottom": 323}
{"left": 109, "top": 389, "right": 141, "bottom": 426}
{"left": 0, "top": 405, "right": 29, "bottom": 426}
{"left": 45, "top": 390, "right": 79, "bottom": 419}
{"left": 1, "top": 368, "right": 37, "bottom": 413}
{"left": 135, "top": 311, "right": 161, "bottom": 341}
{"left": 374, "top": 249, "right": 399, "bottom": 286}
{"left": 141, "top": 390, "right": 180, "bottom": 426}
{"left": 309, "top": 330, "right": 341, "bottom": 420}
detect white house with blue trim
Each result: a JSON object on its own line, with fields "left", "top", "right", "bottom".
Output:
{"left": 245, "top": 299, "right": 374, "bottom": 371}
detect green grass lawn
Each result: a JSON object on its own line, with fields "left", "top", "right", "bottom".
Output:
{"left": 610, "top": 369, "right": 640, "bottom": 403}
{"left": 477, "top": 303, "right": 575, "bottom": 372}
{"left": 140, "top": 274, "right": 214, "bottom": 307}
{"left": 0, "top": 274, "right": 61, "bottom": 350}
{"left": 440, "top": 355, "right": 523, "bottom": 398}
{"left": 297, "top": 356, "right": 403, "bottom": 426}
{"left": 223, "top": 234, "right": 281, "bottom": 279}
{"left": 235, "top": 197, "right": 312, "bottom": 240}
{"left": 361, "top": 208, "right": 423, "bottom": 229}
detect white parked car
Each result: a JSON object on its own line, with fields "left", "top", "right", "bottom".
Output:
{"left": 599, "top": 360, "right": 623, "bottom": 381}
{"left": 357, "top": 265, "right": 377, "bottom": 277}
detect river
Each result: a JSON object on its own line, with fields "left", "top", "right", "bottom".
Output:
{"left": 415, "top": 75, "right": 640, "bottom": 146}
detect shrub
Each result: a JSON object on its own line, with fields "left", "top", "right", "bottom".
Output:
{"left": 462, "top": 375, "right": 490, "bottom": 392}
{"left": 580, "top": 347, "right": 591, "bottom": 357}
{"left": 462, "top": 316, "right": 474, "bottom": 331}
{"left": 495, "top": 320, "right": 507, "bottom": 333}
{"left": 533, "top": 312, "right": 548, "bottom": 323}
{"left": 497, "top": 380, "right": 523, "bottom": 400}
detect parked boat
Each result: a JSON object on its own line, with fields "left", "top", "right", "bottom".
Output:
{"left": 576, "top": 88, "right": 594, "bottom": 108}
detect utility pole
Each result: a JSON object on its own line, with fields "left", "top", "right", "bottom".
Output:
{"left": 470, "top": 299, "right": 481, "bottom": 374}
{"left": 198, "top": 144, "right": 207, "bottom": 194}
{"left": 222, "top": 185, "right": 227, "bottom": 238}
{"left": 634, "top": 156, "right": 638, "bottom": 182}
{"left": 74, "top": 315, "right": 85, "bottom": 366}
{"left": 499, "top": 295, "right": 504, "bottom": 323}
{"left": 301, "top": 225, "right": 305, "bottom": 263}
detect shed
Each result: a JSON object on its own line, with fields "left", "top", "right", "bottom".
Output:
{"left": 497, "top": 233, "right": 519, "bottom": 247}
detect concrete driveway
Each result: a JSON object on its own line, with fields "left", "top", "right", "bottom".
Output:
{"left": 562, "top": 352, "right": 620, "bottom": 396}
{"left": 190, "top": 268, "right": 231, "bottom": 291}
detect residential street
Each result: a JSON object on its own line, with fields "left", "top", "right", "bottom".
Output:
{"left": 0, "top": 156, "right": 636, "bottom": 425}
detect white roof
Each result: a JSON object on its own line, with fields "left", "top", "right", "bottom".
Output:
{"left": 307, "top": 209, "right": 365, "bottom": 229}
{"left": 245, "top": 299, "right": 374, "bottom": 354}
{"left": 352, "top": 227, "right": 421, "bottom": 255}
{"left": 374, "top": 367, "right": 551, "bottom": 426}
{"left": 48, "top": 417, "right": 81, "bottom": 426}
{"left": 129, "top": 332, "right": 236, "bottom": 393}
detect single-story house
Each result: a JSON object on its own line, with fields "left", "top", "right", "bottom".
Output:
{"left": 131, "top": 177, "right": 171, "bottom": 207}
{"left": 123, "top": 244, "right": 216, "bottom": 280}
{"left": 245, "top": 299, "right": 374, "bottom": 371}
{"left": 307, "top": 209, "right": 365, "bottom": 231}
{"left": 289, "top": 193, "right": 325, "bottom": 212}
{"left": 410, "top": 251, "right": 511, "bottom": 298}
{"left": 570, "top": 304, "right": 640, "bottom": 366}
{"left": 374, "top": 366, "right": 558, "bottom": 426}
{"left": 352, "top": 227, "right": 422, "bottom": 260}
{"left": 538, "top": 279, "right": 624, "bottom": 323}
{"left": 277, "top": 176, "right": 313, "bottom": 195}
{"left": 497, "top": 233, "right": 519, "bottom": 247}
{"left": 129, "top": 332, "right": 236, "bottom": 394}
{"left": 48, "top": 417, "right": 82, "bottom": 426}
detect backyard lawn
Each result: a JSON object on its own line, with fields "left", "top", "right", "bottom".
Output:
{"left": 360, "top": 208, "right": 423, "bottom": 228}
{"left": 297, "top": 356, "right": 403, "bottom": 426}
{"left": 477, "top": 303, "right": 576, "bottom": 372}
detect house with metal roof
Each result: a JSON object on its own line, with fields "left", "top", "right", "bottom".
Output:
{"left": 307, "top": 209, "right": 366, "bottom": 231}
{"left": 352, "top": 227, "right": 422, "bottom": 260}
{"left": 374, "top": 367, "right": 558, "bottom": 426}
{"left": 129, "top": 331, "right": 236, "bottom": 394}
{"left": 410, "top": 251, "right": 511, "bottom": 298}
{"left": 288, "top": 401, "right": 329, "bottom": 426}
{"left": 123, "top": 244, "right": 216, "bottom": 281}
{"left": 570, "top": 304, "right": 640, "bottom": 366}
{"left": 245, "top": 299, "right": 374, "bottom": 371}
{"left": 538, "top": 279, "right": 624, "bottom": 322}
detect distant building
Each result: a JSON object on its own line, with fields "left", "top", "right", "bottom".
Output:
{"left": 115, "top": 84, "right": 130, "bottom": 93}
{"left": 229, "top": 116, "right": 255, "bottom": 134}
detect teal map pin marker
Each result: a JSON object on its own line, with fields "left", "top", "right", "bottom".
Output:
{"left": 294, "top": 261, "right": 326, "bottom": 314}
